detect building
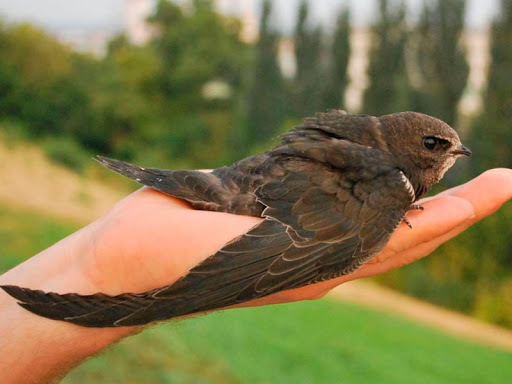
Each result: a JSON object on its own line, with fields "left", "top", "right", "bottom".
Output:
{"left": 125, "top": 0, "right": 155, "bottom": 45}
{"left": 56, "top": 28, "right": 117, "bottom": 57}
{"left": 215, "top": 0, "right": 258, "bottom": 42}
{"left": 123, "top": 0, "right": 258, "bottom": 45}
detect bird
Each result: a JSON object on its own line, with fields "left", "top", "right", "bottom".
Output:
{"left": 1, "top": 110, "right": 471, "bottom": 328}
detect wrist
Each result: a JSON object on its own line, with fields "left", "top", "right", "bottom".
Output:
{"left": 0, "top": 221, "right": 139, "bottom": 384}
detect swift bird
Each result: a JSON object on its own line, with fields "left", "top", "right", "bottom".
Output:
{"left": 1, "top": 110, "right": 471, "bottom": 327}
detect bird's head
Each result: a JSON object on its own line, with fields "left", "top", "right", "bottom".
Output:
{"left": 379, "top": 112, "right": 471, "bottom": 191}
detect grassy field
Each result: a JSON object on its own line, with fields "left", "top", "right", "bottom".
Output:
{"left": 0, "top": 204, "right": 80, "bottom": 271}
{"left": 2, "top": 204, "right": 512, "bottom": 384}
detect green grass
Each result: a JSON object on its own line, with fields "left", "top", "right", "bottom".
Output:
{"left": 61, "top": 302, "right": 512, "bottom": 384}
{"left": 0, "top": 204, "right": 80, "bottom": 272}
{"left": 2, "top": 204, "right": 512, "bottom": 384}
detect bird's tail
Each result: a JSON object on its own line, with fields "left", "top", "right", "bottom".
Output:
{"left": 94, "top": 155, "right": 191, "bottom": 199}
{"left": 94, "top": 156, "right": 227, "bottom": 211}
{"left": 0, "top": 285, "right": 166, "bottom": 327}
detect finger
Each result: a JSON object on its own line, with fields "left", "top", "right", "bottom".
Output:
{"left": 447, "top": 168, "right": 512, "bottom": 220}
{"left": 382, "top": 196, "right": 474, "bottom": 256}
{"left": 389, "top": 220, "right": 473, "bottom": 267}
{"left": 358, "top": 220, "right": 473, "bottom": 278}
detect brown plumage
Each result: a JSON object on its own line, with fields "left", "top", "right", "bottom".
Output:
{"left": 1, "top": 110, "right": 471, "bottom": 327}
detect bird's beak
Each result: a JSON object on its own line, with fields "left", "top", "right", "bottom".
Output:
{"left": 452, "top": 144, "right": 472, "bottom": 157}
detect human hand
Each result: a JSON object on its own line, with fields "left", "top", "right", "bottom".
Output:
{"left": 79, "top": 168, "right": 512, "bottom": 309}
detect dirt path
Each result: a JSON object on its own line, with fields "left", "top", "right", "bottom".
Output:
{"left": 2, "top": 141, "right": 512, "bottom": 352}
{"left": 330, "top": 281, "right": 512, "bottom": 352}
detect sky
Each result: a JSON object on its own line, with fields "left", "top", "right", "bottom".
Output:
{"left": 0, "top": 0, "right": 500, "bottom": 33}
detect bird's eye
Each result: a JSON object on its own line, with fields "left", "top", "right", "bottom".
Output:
{"left": 422, "top": 136, "right": 449, "bottom": 151}
{"left": 423, "top": 137, "right": 438, "bottom": 150}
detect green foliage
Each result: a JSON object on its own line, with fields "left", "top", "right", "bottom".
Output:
{"left": 43, "top": 136, "right": 91, "bottom": 173}
{"left": 0, "top": 2, "right": 252, "bottom": 168}
{"left": 143, "top": 0, "right": 251, "bottom": 165}
{"left": 363, "top": 0, "right": 413, "bottom": 115}
{"left": 150, "top": 0, "right": 247, "bottom": 109}
{"left": 61, "top": 300, "right": 512, "bottom": 383}
{"left": 0, "top": 23, "right": 73, "bottom": 85}
{"left": 441, "top": 0, "right": 512, "bottom": 327}
{"left": 245, "top": 0, "right": 287, "bottom": 147}
{"left": 0, "top": 205, "right": 79, "bottom": 272}
{"left": 293, "top": 1, "right": 323, "bottom": 115}
{"left": 411, "top": 0, "right": 469, "bottom": 126}
{"left": 321, "top": 7, "right": 351, "bottom": 110}
{"left": 0, "top": 1, "right": 355, "bottom": 167}
{"left": 292, "top": 2, "right": 352, "bottom": 114}
{"left": 0, "top": 23, "right": 96, "bottom": 141}
{"left": 468, "top": 0, "right": 512, "bottom": 172}
{"left": 0, "top": 119, "right": 30, "bottom": 145}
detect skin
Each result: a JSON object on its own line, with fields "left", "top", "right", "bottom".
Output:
{"left": 0, "top": 168, "right": 511, "bottom": 383}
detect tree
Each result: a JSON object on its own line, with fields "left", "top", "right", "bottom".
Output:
{"left": 321, "top": 7, "right": 351, "bottom": 110}
{"left": 149, "top": 0, "right": 247, "bottom": 111}
{"left": 245, "top": 0, "right": 286, "bottom": 146}
{"left": 145, "top": 0, "right": 250, "bottom": 166}
{"left": 0, "top": 2, "right": 252, "bottom": 168}
{"left": 0, "top": 23, "right": 96, "bottom": 143}
{"left": 293, "top": 0, "right": 323, "bottom": 116}
{"left": 412, "top": 0, "right": 469, "bottom": 126}
{"left": 362, "top": 0, "right": 412, "bottom": 116}
{"left": 468, "top": 0, "right": 512, "bottom": 173}
{"left": 459, "top": 1, "right": 512, "bottom": 327}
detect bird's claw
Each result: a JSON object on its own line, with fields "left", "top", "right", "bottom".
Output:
{"left": 403, "top": 216, "right": 413, "bottom": 229}
{"left": 410, "top": 204, "right": 424, "bottom": 211}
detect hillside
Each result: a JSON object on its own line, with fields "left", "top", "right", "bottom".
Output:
{"left": 0, "top": 140, "right": 125, "bottom": 223}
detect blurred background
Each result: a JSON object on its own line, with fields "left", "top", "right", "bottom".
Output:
{"left": 1, "top": 0, "right": 512, "bottom": 382}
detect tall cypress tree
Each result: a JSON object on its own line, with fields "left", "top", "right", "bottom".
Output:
{"left": 245, "top": 0, "right": 286, "bottom": 145}
{"left": 293, "top": 0, "right": 323, "bottom": 116}
{"left": 362, "top": 0, "right": 412, "bottom": 116}
{"left": 321, "top": 7, "right": 351, "bottom": 110}
{"left": 413, "top": 0, "right": 469, "bottom": 126}
{"left": 295, "top": 0, "right": 309, "bottom": 85}
{"left": 468, "top": 0, "right": 512, "bottom": 172}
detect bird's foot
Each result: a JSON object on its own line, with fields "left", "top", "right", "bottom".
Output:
{"left": 403, "top": 204, "right": 424, "bottom": 228}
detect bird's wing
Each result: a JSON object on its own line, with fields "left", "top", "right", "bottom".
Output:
{"left": 1, "top": 161, "right": 414, "bottom": 327}
{"left": 95, "top": 155, "right": 266, "bottom": 215}
{"left": 93, "top": 111, "right": 388, "bottom": 216}
{"left": 164, "top": 166, "right": 412, "bottom": 311}
{"left": 283, "top": 110, "right": 390, "bottom": 151}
